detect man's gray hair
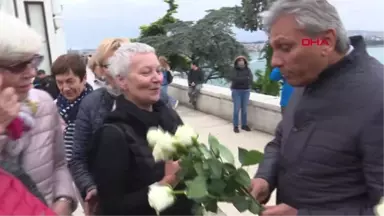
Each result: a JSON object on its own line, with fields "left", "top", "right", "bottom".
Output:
{"left": 261, "top": 0, "right": 349, "bottom": 53}
{"left": 0, "top": 11, "right": 42, "bottom": 65}
{"left": 107, "top": 42, "right": 156, "bottom": 78}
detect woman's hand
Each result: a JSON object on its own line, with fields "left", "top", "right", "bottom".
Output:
{"left": 84, "top": 188, "right": 99, "bottom": 216}
{"left": 159, "top": 160, "right": 180, "bottom": 187}
{"left": 52, "top": 199, "right": 72, "bottom": 216}
{"left": 0, "top": 74, "right": 20, "bottom": 134}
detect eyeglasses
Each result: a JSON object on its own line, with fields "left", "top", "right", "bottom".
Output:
{"left": 0, "top": 54, "right": 44, "bottom": 73}
{"left": 98, "top": 63, "right": 109, "bottom": 69}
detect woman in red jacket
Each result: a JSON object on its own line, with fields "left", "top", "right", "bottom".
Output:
{"left": 0, "top": 74, "right": 55, "bottom": 215}
{"left": 0, "top": 160, "right": 56, "bottom": 215}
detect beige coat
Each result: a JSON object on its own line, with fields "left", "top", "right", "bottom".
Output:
{"left": 0, "top": 88, "right": 76, "bottom": 209}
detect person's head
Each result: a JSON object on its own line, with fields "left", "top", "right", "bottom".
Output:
{"left": 37, "top": 69, "right": 46, "bottom": 78}
{"left": 88, "top": 38, "right": 130, "bottom": 86}
{"left": 261, "top": 0, "right": 350, "bottom": 87}
{"left": 51, "top": 53, "right": 87, "bottom": 101}
{"left": 0, "top": 12, "right": 43, "bottom": 100}
{"left": 234, "top": 56, "right": 248, "bottom": 68}
{"left": 191, "top": 62, "right": 198, "bottom": 71}
{"left": 108, "top": 43, "right": 162, "bottom": 110}
{"left": 159, "top": 56, "right": 170, "bottom": 70}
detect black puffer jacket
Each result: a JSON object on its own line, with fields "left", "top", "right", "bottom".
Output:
{"left": 229, "top": 56, "right": 253, "bottom": 90}
{"left": 90, "top": 96, "right": 194, "bottom": 215}
{"left": 69, "top": 88, "right": 115, "bottom": 198}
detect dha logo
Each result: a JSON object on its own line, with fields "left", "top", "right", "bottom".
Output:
{"left": 301, "top": 38, "right": 329, "bottom": 46}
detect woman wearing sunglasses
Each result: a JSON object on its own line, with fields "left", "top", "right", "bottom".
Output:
{"left": 0, "top": 12, "right": 76, "bottom": 215}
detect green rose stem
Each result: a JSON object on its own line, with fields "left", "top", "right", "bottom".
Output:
{"left": 240, "top": 185, "right": 265, "bottom": 212}
{"left": 173, "top": 190, "right": 186, "bottom": 195}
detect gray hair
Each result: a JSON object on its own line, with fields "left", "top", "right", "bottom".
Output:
{"left": 107, "top": 42, "right": 156, "bottom": 78}
{"left": 0, "top": 11, "right": 42, "bottom": 65}
{"left": 261, "top": 0, "right": 349, "bottom": 53}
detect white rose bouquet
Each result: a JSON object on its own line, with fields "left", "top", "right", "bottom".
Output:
{"left": 146, "top": 125, "right": 264, "bottom": 215}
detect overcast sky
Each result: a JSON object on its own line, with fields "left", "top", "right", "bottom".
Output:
{"left": 61, "top": 0, "right": 384, "bottom": 49}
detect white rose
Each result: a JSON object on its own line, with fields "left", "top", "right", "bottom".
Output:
{"left": 156, "top": 132, "right": 177, "bottom": 153}
{"left": 148, "top": 183, "right": 175, "bottom": 213}
{"left": 375, "top": 197, "right": 384, "bottom": 216}
{"left": 147, "top": 127, "right": 165, "bottom": 148}
{"left": 152, "top": 144, "right": 170, "bottom": 162}
{"left": 174, "top": 125, "right": 198, "bottom": 146}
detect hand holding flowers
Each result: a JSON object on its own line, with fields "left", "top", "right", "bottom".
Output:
{"left": 147, "top": 125, "right": 265, "bottom": 215}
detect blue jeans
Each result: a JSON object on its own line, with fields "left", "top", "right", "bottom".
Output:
{"left": 231, "top": 89, "right": 250, "bottom": 127}
{"left": 161, "top": 85, "right": 177, "bottom": 107}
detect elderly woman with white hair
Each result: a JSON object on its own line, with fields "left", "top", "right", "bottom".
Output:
{"left": 250, "top": 0, "right": 383, "bottom": 216}
{"left": 0, "top": 12, "right": 76, "bottom": 215}
{"left": 69, "top": 37, "right": 129, "bottom": 215}
{"left": 88, "top": 42, "right": 194, "bottom": 215}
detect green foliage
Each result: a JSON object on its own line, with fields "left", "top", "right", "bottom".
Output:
{"left": 139, "top": 0, "right": 178, "bottom": 38}
{"left": 234, "top": 0, "right": 270, "bottom": 32}
{"left": 234, "top": 0, "right": 281, "bottom": 96}
{"left": 251, "top": 69, "right": 264, "bottom": 92}
{"left": 257, "top": 43, "right": 280, "bottom": 96}
{"left": 138, "top": 0, "right": 190, "bottom": 71}
{"left": 175, "top": 134, "right": 264, "bottom": 215}
{"left": 139, "top": 8, "right": 249, "bottom": 81}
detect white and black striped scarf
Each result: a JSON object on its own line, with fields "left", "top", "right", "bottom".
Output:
{"left": 56, "top": 84, "right": 93, "bottom": 161}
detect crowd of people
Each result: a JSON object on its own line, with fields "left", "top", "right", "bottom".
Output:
{"left": 0, "top": 0, "right": 383, "bottom": 215}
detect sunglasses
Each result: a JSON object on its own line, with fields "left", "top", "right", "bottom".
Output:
{"left": 1, "top": 55, "right": 44, "bottom": 73}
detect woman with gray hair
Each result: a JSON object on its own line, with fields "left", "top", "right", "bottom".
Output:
{"left": 250, "top": 0, "right": 383, "bottom": 216}
{"left": 69, "top": 37, "right": 129, "bottom": 215}
{"left": 88, "top": 42, "right": 194, "bottom": 215}
{"left": 0, "top": 11, "right": 76, "bottom": 214}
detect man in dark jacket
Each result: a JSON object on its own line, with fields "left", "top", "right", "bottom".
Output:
{"left": 250, "top": 1, "right": 383, "bottom": 216}
{"left": 229, "top": 56, "right": 253, "bottom": 133}
{"left": 187, "top": 62, "right": 204, "bottom": 109}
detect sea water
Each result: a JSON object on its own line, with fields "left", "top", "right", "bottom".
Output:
{"left": 207, "top": 46, "right": 384, "bottom": 87}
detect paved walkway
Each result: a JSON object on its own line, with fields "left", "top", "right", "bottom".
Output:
{"left": 72, "top": 105, "right": 276, "bottom": 216}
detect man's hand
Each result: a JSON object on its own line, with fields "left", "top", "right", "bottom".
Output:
{"left": 52, "top": 199, "right": 72, "bottom": 216}
{"left": 249, "top": 178, "right": 270, "bottom": 203}
{"left": 261, "top": 203, "right": 298, "bottom": 216}
{"left": 84, "top": 188, "right": 98, "bottom": 216}
{"left": 0, "top": 74, "right": 20, "bottom": 134}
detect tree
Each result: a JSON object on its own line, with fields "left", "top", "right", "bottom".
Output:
{"left": 139, "top": 0, "right": 190, "bottom": 70}
{"left": 139, "top": 8, "right": 249, "bottom": 82}
{"left": 234, "top": 0, "right": 280, "bottom": 96}
{"left": 139, "top": 0, "right": 178, "bottom": 38}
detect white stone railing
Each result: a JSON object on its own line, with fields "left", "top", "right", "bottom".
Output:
{"left": 168, "top": 78, "right": 282, "bottom": 135}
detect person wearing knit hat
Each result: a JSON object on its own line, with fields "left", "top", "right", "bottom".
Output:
{"left": 229, "top": 56, "right": 253, "bottom": 133}
{"left": 0, "top": 11, "right": 76, "bottom": 215}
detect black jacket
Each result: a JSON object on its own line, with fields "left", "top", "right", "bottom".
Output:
{"left": 34, "top": 75, "right": 59, "bottom": 99}
{"left": 90, "top": 96, "right": 194, "bottom": 215}
{"left": 230, "top": 56, "right": 253, "bottom": 90}
{"left": 255, "top": 36, "right": 383, "bottom": 215}
{"left": 187, "top": 69, "right": 204, "bottom": 86}
{"left": 69, "top": 88, "right": 115, "bottom": 198}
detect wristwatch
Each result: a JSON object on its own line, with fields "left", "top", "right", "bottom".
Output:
{"left": 56, "top": 197, "right": 72, "bottom": 203}
{"left": 55, "top": 196, "right": 75, "bottom": 210}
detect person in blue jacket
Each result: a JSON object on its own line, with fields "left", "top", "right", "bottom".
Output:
{"left": 270, "top": 67, "right": 294, "bottom": 114}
